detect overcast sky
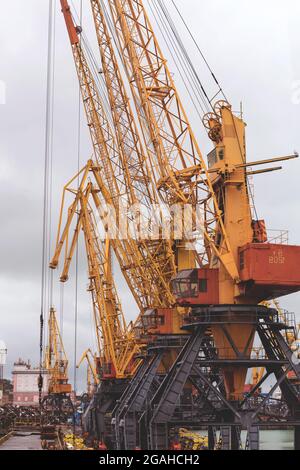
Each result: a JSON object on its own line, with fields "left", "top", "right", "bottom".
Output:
{"left": 0, "top": 0, "right": 299, "bottom": 392}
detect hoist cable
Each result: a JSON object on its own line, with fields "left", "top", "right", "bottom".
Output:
{"left": 60, "top": 283, "right": 65, "bottom": 338}
{"left": 147, "top": 0, "right": 208, "bottom": 117}
{"left": 47, "top": 0, "right": 57, "bottom": 312}
{"left": 171, "top": 0, "right": 228, "bottom": 104}
{"left": 152, "top": 0, "right": 212, "bottom": 111}
{"left": 151, "top": 0, "right": 211, "bottom": 113}
{"left": 155, "top": 1, "right": 258, "bottom": 219}
{"left": 39, "top": 0, "right": 55, "bottom": 407}
{"left": 73, "top": 0, "right": 83, "bottom": 404}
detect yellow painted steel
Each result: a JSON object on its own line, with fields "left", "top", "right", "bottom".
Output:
{"left": 178, "top": 428, "right": 208, "bottom": 450}
{"left": 60, "top": 0, "right": 177, "bottom": 312}
{"left": 77, "top": 349, "right": 100, "bottom": 395}
{"left": 251, "top": 347, "right": 265, "bottom": 388}
{"left": 108, "top": 0, "right": 239, "bottom": 282}
{"left": 44, "top": 308, "right": 72, "bottom": 395}
{"left": 104, "top": 0, "right": 254, "bottom": 398}
{"left": 50, "top": 172, "right": 141, "bottom": 379}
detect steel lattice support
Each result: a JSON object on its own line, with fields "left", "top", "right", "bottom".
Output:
{"left": 121, "top": 306, "right": 300, "bottom": 451}
{"left": 83, "top": 380, "right": 129, "bottom": 446}
{"left": 112, "top": 352, "right": 162, "bottom": 449}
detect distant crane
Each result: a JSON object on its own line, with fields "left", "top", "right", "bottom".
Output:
{"left": 77, "top": 349, "right": 100, "bottom": 396}
{"left": 42, "top": 307, "right": 73, "bottom": 421}
{"left": 50, "top": 166, "right": 141, "bottom": 380}
{"left": 44, "top": 307, "right": 72, "bottom": 396}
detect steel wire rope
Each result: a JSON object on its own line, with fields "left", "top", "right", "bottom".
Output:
{"left": 147, "top": 0, "right": 208, "bottom": 117}
{"left": 170, "top": 0, "right": 228, "bottom": 104}
{"left": 153, "top": 0, "right": 212, "bottom": 112}
{"left": 73, "top": 0, "right": 83, "bottom": 415}
{"left": 155, "top": 0, "right": 259, "bottom": 220}
{"left": 151, "top": 0, "right": 211, "bottom": 113}
{"left": 47, "top": 0, "right": 57, "bottom": 314}
{"left": 39, "top": 0, "right": 56, "bottom": 408}
{"left": 70, "top": 1, "right": 116, "bottom": 131}
{"left": 167, "top": 0, "right": 258, "bottom": 218}
{"left": 156, "top": 0, "right": 210, "bottom": 114}
{"left": 60, "top": 283, "right": 65, "bottom": 338}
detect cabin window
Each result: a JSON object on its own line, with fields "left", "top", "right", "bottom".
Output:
{"left": 142, "top": 314, "right": 164, "bottom": 328}
{"left": 173, "top": 280, "right": 198, "bottom": 298}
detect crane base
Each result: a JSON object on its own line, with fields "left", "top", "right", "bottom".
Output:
{"left": 110, "top": 305, "right": 300, "bottom": 450}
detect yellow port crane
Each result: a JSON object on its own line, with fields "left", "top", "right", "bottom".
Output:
{"left": 50, "top": 166, "right": 141, "bottom": 379}
{"left": 59, "top": 0, "right": 238, "bottom": 345}
{"left": 44, "top": 307, "right": 72, "bottom": 395}
{"left": 250, "top": 347, "right": 265, "bottom": 390}
{"left": 106, "top": 0, "right": 298, "bottom": 401}
{"left": 77, "top": 349, "right": 100, "bottom": 396}
{"left": 58, "top": 0, "right": 298, "bottom": 402}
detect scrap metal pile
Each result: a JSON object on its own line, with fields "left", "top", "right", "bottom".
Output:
{"left": 41, "top": 394, "right": 74, "bottom": 426}
{"left": 0, "top": 405, "right": 40, "bottom": 434}
{"left": 0, "top": 402, "right": 75, "bottom": 434}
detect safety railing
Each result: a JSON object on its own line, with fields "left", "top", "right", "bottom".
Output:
{"left": 186, "top": 306, "right": 281, "bottom": 326}
{"left": 196, "top": 347, "right": 269, "bottom": 361}
{"left": 267, "top": 229, "right": 289, "bottom": 244}
{"left": 13, "top": 416, "right": 41, "bottom": 427}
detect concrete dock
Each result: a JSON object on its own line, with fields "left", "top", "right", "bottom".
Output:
{"left": 0, "top": 432, "right": 42, "bottom": 450}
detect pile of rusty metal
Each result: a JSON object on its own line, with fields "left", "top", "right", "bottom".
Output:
{"left": 0, "top": 405, "right": 42, "bottom": 433}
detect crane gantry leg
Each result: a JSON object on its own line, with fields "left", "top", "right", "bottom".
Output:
{"left": 134, "top": 306, "right": 300, "bottom": 450}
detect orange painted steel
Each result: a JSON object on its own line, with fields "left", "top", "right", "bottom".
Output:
{"left": 239, "top": 243, "right": 300, "bottom": 301}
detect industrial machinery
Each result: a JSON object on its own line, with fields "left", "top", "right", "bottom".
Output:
{"left": 42, "top": 307, "right": 74, "bottom": 423}
{"left": 58, "top": 0, "right": 191, "bottom": 444}
{"left": 50, "top": 165, "right": 145, "bottom": 442}
{"left": 77, "top": 349, "right": 100, "bottom": 397}
{"left": 50, "top": 165, "right": 141, "bottom": 380}
{"left": 52, "top": 0, "right": 300, "bottom": 450}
